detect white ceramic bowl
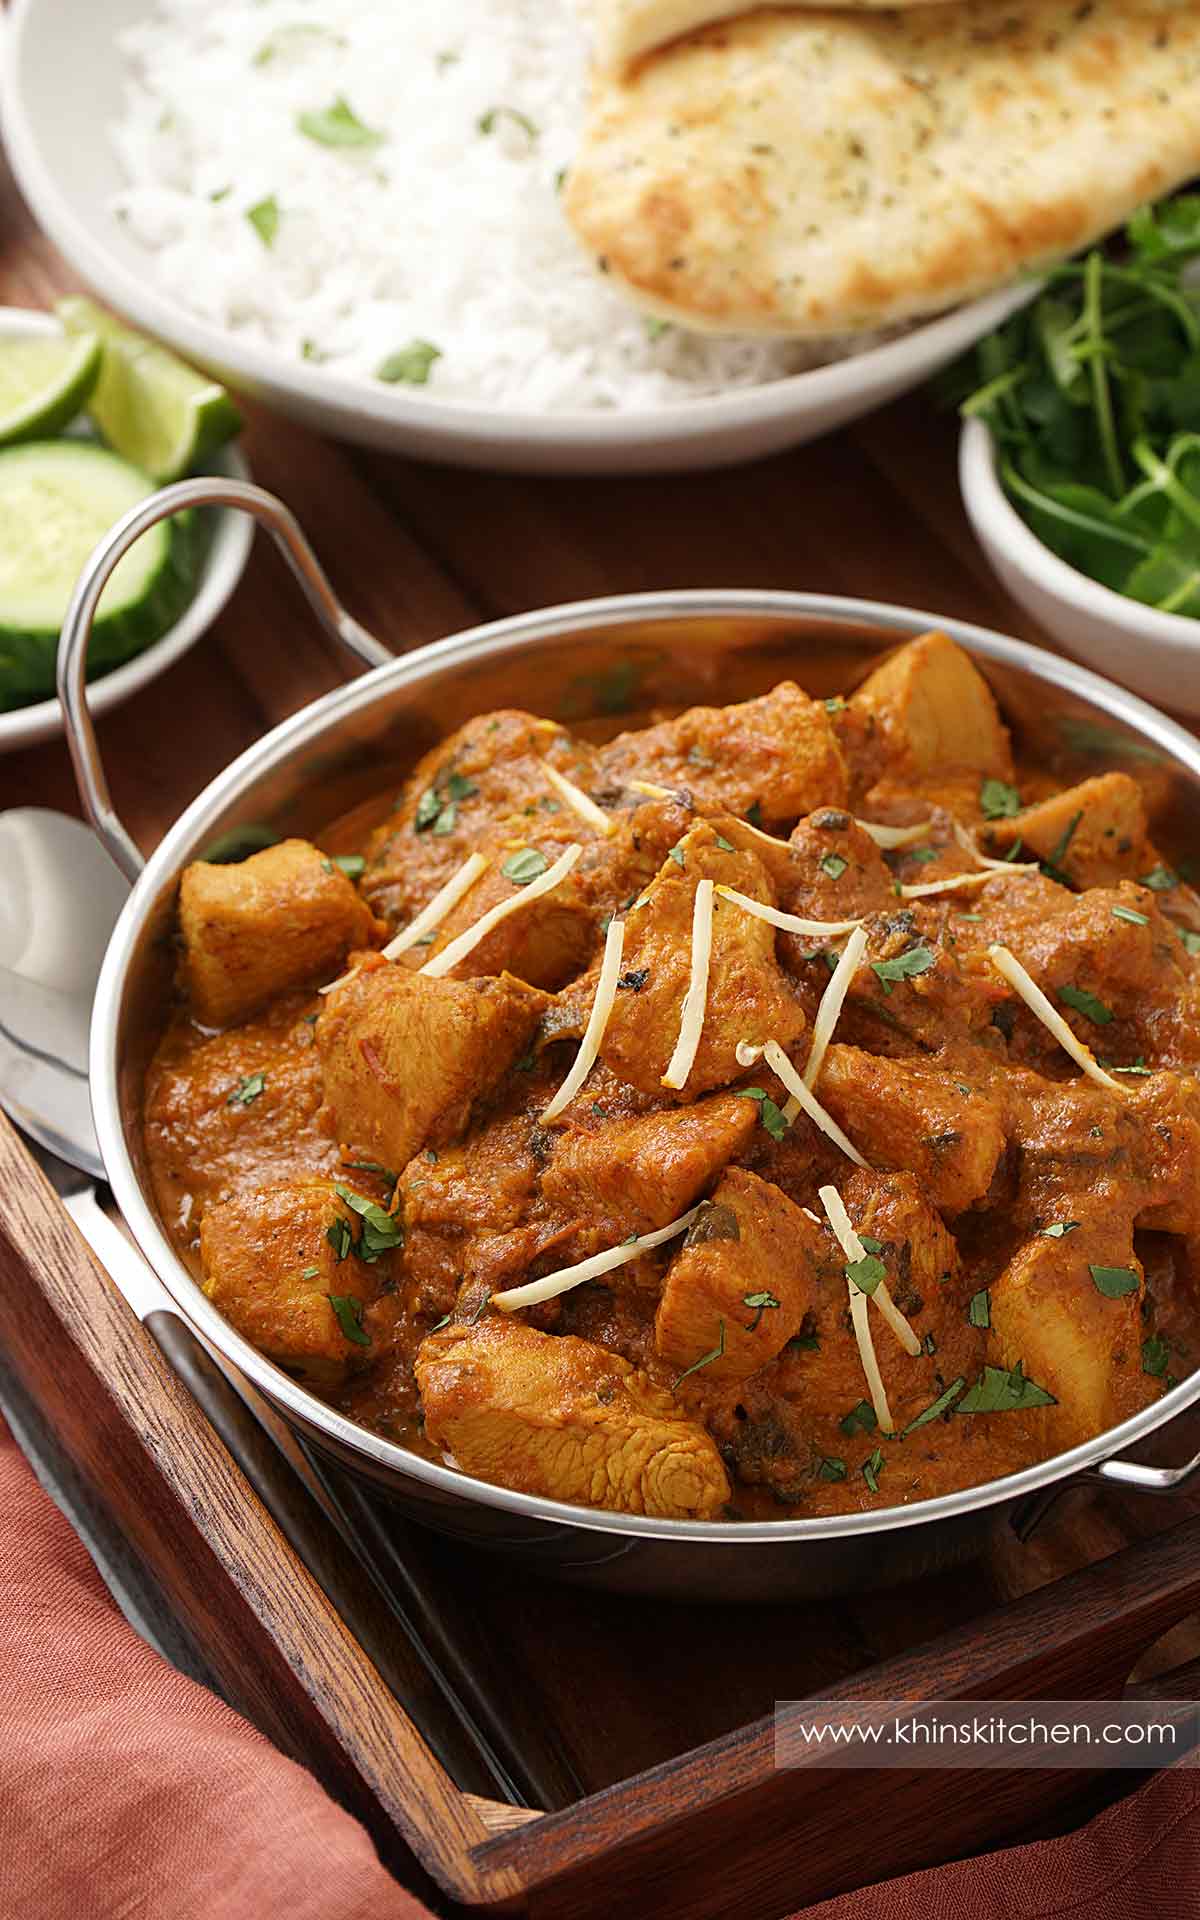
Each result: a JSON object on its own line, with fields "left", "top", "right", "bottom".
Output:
{"left": 0, "top": 306, "right": 253, "bottom": 754}
{"left": 960, "top": 415, "right": 1200, "bottom": 719}
{"left": 0, "top": 0, "right": 1034, "bottom": 476}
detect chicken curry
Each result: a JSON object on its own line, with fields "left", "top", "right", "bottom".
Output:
{"left": 143, "top": 632, "right": 1200, "bottom": 1522}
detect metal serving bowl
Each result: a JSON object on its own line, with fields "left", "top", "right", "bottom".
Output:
{"left": 62, "top": 480, "right": 1200, "bottom": 1600}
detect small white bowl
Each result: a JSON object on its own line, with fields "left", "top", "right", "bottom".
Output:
{"left": 960, "top": 415, "right": 1200, "bottom": 719}
{"left": 0, "top": 306, "right": 253, "bottom": 755}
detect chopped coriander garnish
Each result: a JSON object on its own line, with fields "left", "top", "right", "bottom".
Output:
{"left": 1112, "top": 904, "right": 1149, "bottom": 926}
{"left": 714, "top": 834, "right": 735, "bottom": 853}
{"left": 246, "top": 195, "right": 280, "bottom": 247}
{"left": 429, "top": 1313, "right": 452, "bottom": 1332}
{"left": 742, "top": 1289, "right": 781, "bottom": 1332}
{"left": 332, "top": 853, "right": 365, "bottom": 879}
{"left": 300, "top": 1264, "right": 320, "bottom": 1281}
{"left": 1108, "top": 1058, "right": 1153, "bottom": 1075}
{"left": 1044, "top": 809, "right": 1084, "bottom": 873}
{"left": 326, "top": 1216, "right": 353, "bottom": 1263}
{"left": 816, "top": 1455, "right": 847, "bottom": 1482}
{"left": 329, "top": 1293, "right": 371, "bottom": 1347}
{"left": 333, "top": 1183, "right": 403, "bottom": 1261}
{"left": 466, "top": 1292, "right": 492, "bottom": 1325}
{"left": 1140, "top": 865, "right": 1178, "bottom": 892}
{"left": 872, "top": 945, "right": 936, "bottom": 993}
{"left": 1180, "top": 929, "right": 1200, "bottom": 956}
{"left": 672, "top": 1318, "right": 725, "bottom": 1389}
{"left": 845, "top": 1252, "right": 887, "bottom": 1297}
{"left": 1141, "top": 1332, "right": 1170, "bottom": 1377}
{"left": 478, "top": 105, "right": 538, "bottom": 138}
{"left": 819, "top": 851, "right": 848, "bottom": 882}
{"left": 968, "top": 1288, "right": 991, "bottom": 1328}
{"left": 1041, "top": 1220, "right": 1080, "bottom": 1238}
{"left": 901, "top": 1378, "right": 966, "bottom": 1436}
{"left": 503, "top": 847, "right": 550, "bottom": 885}
{"left": 858, "top": 1235, "right": 884, "bottom": 1254}
{"left": 957, "top": 1361, "right": 1056, "bottom": 1414}
{"left": 980, "top": 778, "right": 1021, "bottom": 819}
{"left": 667, "top": 839, "right": 687, "bottom": 869}
{"left": 343, "top": 1158, "right": 398, "bottom": 1187}
{"left": 906, "top": 846, "right": 940, "bottom": 865}
{"left": 643, "top": 316, "right": 670, "bottom": 342}
{"left": 824, "top": 696, "right": 846, "bottom": 714}
{"left": 861, "top": 1447, "right": 884, "bottom": 1493}
{"left": 839, "top": 1399, "right": 877, "bottom": 1437}
{"left": 1058, "top": 983, "right": 1114, "bottom": 1025}
{"left": 734, "top": 1086, "right": 789, "bottom": 1141}
{"left": 227, "top": 1072, "right": 266, "bottom": 1107}
{"left": 377, "top": 339, "right": 442, "bottom": 385}
{"left": 746, "top": 802, "right": 764, "bottom": 829}
{"left": 1089, "top": 1263, "right": 1140, "bottom": 1298}
{"left": 789, "top": 1326, "right": 820, "bottom": 1353}
{"left": 298, "top": 97, "right": 385, "bottom": 149}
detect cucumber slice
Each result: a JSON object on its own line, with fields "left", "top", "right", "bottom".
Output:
{"left": 58, "top": 297, "right": 242, "bottom": 482}
{"left": 0, "top": 332, "right": 102, "bottom": 446}
{"left": 0, "top": 441, "right": 199, "bottom": 710}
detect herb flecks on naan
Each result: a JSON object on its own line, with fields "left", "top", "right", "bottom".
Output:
{"left": 566, "top": 0, "right": 1200, "bottom": 336}
{"left": 591, "top": 0, "right": 958, "bottom": 75}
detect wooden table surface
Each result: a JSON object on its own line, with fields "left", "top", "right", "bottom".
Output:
{"left": 0, "top": 141, "right": 1046, "bottom": 846}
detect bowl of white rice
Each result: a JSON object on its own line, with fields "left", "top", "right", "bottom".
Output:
{"left": 1, "top": 0, "right": 1030, "bottom": 474}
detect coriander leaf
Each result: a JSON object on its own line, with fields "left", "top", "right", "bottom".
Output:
{"left": 1045, "top": 809, "right": 1084, "bottom": 872}
{"left": 816, "top": 1456, "right": 847, "bottom": 1482}
{"left": 326, "top": 1217, "right": 353, "bottom": 1263}
{"left": 980, "top": 778, "right": 1022, "bottom": 819}
{"left": 743, "top": 1288, "right": 780, "bottom": 1332}
{"left": 414, "top": 788, "right": 442, "bottom": 830}
{"left": 246, "top": 196, "right": 280, "bottom": 247}
{"left": 714, "top": 834, "right": 735, "bottom": 853}
{"left": 478, "top": 105, "right": 537, "bottom": 138}
{"left": 1112, "top": 904, "right": 1149, "bottom": 925}
{"left": 839, "top": 1399, "right": 877, "bottom": 1437}
{"left": 902, "top": 1378, "right": 966, "bottom": 1436}
{"left": 298, "top": 97, "right": 385, "bottom": 149}
{"left": 957, "top": 1361, "right": 1057, "bottom": 1414}
{"left": 377, "top": 339, "right": 441, "bottom": 385}
{"left": 333, "top": 853, "right": 365, "bottom": 879}
{"left": 1180, "top": 929, "right": 1200, "bottom": 955}
{"left": 824, "top": 696, "right": 846, "bottom": 714}
{"left": 429, "top": 1313, "right": 452, "bottom": 1332}
{"left": 673, "top": 1319, "right": 725, "bottom": 1389}
{"left": 968, "top": 1287, "right": 991, "bottom": 1329}
{"left": 668, "top": 840, "right": 687, "bottom": 869}
{"left": 819, "top": 851, "right": 848, "bottom": 881}
{"left": 1141, "top": 1332, "right": 1170, "bottom": 1377}
{"left": 906, "top": 846, "right": 939, "bottom": 865}
{"left": 1089, "top": 1263, "right": 1140, "bottom": 1298}
{"left": 872, "top": 945, "right": 936, "bottom": 993}
{"left": 329, "top": 1293, "right": 371, "bottom": 1347}
{"left": 858, "top": 1236, "right": 885, "bottom": 1254}
{"left": 333, "top": 1183, "right": 403, "bottom": 1261}
{"left": 846, "top": 1252, "right": 887, "bottom": 1297}
{"left": 502, "top": 847, "right": 550, "bottom": 885}
{"left": 1058, "top": 983, "right": 1114, "bottom": 1025}
{"left": 862, "top": 1447, "right": 884, "bottom": 1493}
{"left": 300, "top": 1264, "right": 320, "bottom": 1280}
{"left": 1041, "top": 1220, "right": 1080, "bottom": 1238}
{"left": 734, "top": 1087, "right": 789, "bottom": 1141}
{"left": 227, "top": 1072, "right": 266, "bottom": 1108}
{"left": 1141, "top": 865, "right": 1179, "bottom": 891}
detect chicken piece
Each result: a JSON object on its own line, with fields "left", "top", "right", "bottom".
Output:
{"left": 655, "top": 1168, "right": 822, "bottom": 1383}
{"left": 179, "top": 839, "right": 382, "bottom": 1028}
{"left": 839, "top": 1169, "right": 962, "bottom": 1310}
{"left": 416, "top": 1317, "right": 731, "bottom": 1518}
{"left": 1129, "top": 1071, "right": 1200, "bottom": 1238}
{"left": 200, "top": 1180, "right": 386, "bottom": 1385}
{"left": 981, "top": 773, "right": 1150, "bottom": 890}
{"left": 540, "top": 1092, "right": 757, "bottom": 1243}
{"left": 987, "top": 1210, "right": 1146, "bottom": 1449}
{"left": 818, "top": 1045, "right": 1007, "bottom": 1214}
{"left": 360, "top": 709, "right": 596, "bottom": 929}
{"left": 600, "top": 821, "right": 806, "bottom": 1098}
{"left": 143, "top": 992, "right": 338, "bottom": 1227}
{"left": 777, "top": 810, "right": 895, "bottom": 930}
{"left": 842, "top": 906, "right": 1004, "bottom": 1056}
{"left": 1006, "top": 1070, "right": 1137, "bottom": 1230}
{"left": 968, "top": 879, "right": 1200, "bottom": 1070}
{"left": 317, "top": 963, "right": 550, "bottom": 1168}
{"left": 850, "top": 632, "right": 1013, "bottom": 789}
{"left": 596, "top": 680, "right": 848, "bottom": 827}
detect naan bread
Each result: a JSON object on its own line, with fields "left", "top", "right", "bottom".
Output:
{"left": 593, "top": 0, "right": 957, "bottom": 74}
{"left": 565, "top": 0, "right": 1200, "bottom": 336}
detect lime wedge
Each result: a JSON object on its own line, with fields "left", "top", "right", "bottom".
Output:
{"left": 57, "top": 296, "right": 243, "bottom": 482}
{"left": 0, "top": 330, "right": 102, "bottom": 446}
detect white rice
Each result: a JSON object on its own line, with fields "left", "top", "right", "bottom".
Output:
{"left": 108, "top": 0, "right": 885, "bottom": 413}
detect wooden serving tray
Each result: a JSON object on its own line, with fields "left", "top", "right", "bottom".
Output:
{"left": 4, "top": 1107, "right": 1200, "bottom": 1920}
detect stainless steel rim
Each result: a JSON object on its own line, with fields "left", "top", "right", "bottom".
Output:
{"left": 88, "top": 586, "right": 1200, "bottom": 1546}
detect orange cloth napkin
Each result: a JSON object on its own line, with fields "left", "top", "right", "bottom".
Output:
{"left": 2, "top": 1410, "right": 1197, "bottom": 1920}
